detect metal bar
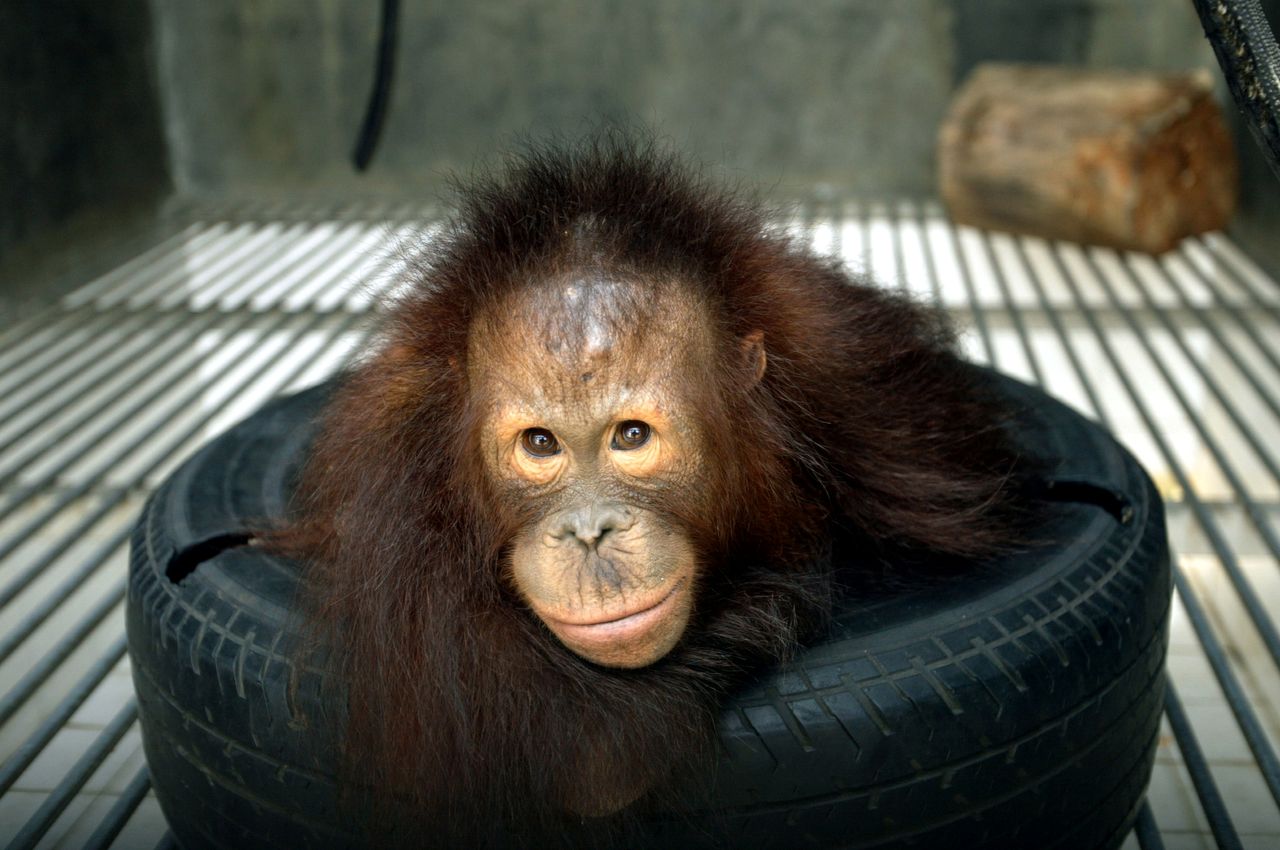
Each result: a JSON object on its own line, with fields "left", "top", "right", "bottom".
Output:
{"left": 938, "top": 217, "right": 996, "bottom": 364}
{"left": 159, "top": 212, "right": 343, "bottom": 311}
{"left": 103, "top": 206, "right": 298, "bottom": 311}
{"left": 888, "top": 200, "right": 936, "bottom": 306}
{"left": 0, "top": 310, "right": 165, "bottom": 427}
{"left": 0, "top": 320, "right": 366, "bottom": 761}
{"left": 838, "top": 200, "right": 866, "bottom": 276}
{"left": 906, "top": 203, "right": 945, "bottom": 308}
{"left": 57, "top": 198, "right": 267, "bottom": 309}
{"left": 0, "top": 635, "right": 127, "bottom": 795}
{"left": 81, "top": 767, "right": 152, "bottom": 850}
{"left": 0, "top": 583, "right": 125, "bottom": 727}
{"left": 4, "top": 701, "right": 138, "bottom": 850}
{"left": 0, "top": 220, "right": 208, "bottom": 351}
{"left": 1134, "top": 802, "right": 1165, "bottom": 850}
{"left": 1159, "top": 251, "right": 1280, "bottom": 402}
{"left": 214, "top": 215, "right": 379, "bottom": 311}
{"left": 333, "top": 223, "right": 425, "bottom": 312}
{"left": 1194, "top": 236, "right": 1280, "bottom": 309}
{"left": 800, "top": 201, "right": 820, "bottom": 266}
{"left": 976, "top": 232, "right": 1046, "bottom": 386}
{"left": 886, "top": 201, "right": 912, "bottom": 295}
{"left": 0, "top": 205, "right": 396, "bottom": 850}
{"left": 0, "top": 308, "right": 261, "bottom": 498}
{"left": 0, "top": 524, "right": 131, "bottom": 665}
{"left": 856, "top": 202, "right": 875, "bottom": 279}
{"left": 202, "top": 201, "right": 401, "bottom": 313}
{"left": 0, "top": 318, "right": 357, "bottom": 671}
{"left": 865, "top": 202, "right": 902, "bottom": 292}
{"left": 0, "top": 268, "right": 376, "bottom": 563}
{"left": 55, "top": 222, "right": 213, "bottom": 308}
{"left": 0, "top": 310, "right": 206, "bottom": 461}
{"left": 1049, "top": 240, "right": 1280, "bottom": 809}
{"left": 0, "top": 313, "right": 308, "bottom": 561}
{"left": 4, "top": 204, "right": 1277, "bottom": 849}
{"left": 1164, "top": 684, "right": 1245, "bottom": 850}
{"left": 0, "top": 490, "right": 126, "bottom": 612}
{"left": 1156, "top": 256, "right": 1280, "bottom": 394}
{"left": 280, "top": 220, "right": 404, "bottom": 311}
{"left": 67, "top": 220, "right": 243, "bottom": 311}
{"left": 1005, "top": 236, "right": 1247, "bottom": 843}
{"left": 1011, "top": 239, "right": 1107, "bottom": 419}
{"left": 815, "top": 200, "right": 840, "bottom": 267}
{"left": 1110, "top": 249, "right": 1280, "bottom": 493}
{"left": 278, "top": 225, "right": 398, "bottom": 312}
{"left": 12, "top": 211, "right": 378, "bottom": 450}
{"left": 0, "top": 310, "right": 118, "bottom": 395}
{"left": 1083, "top": 248, "right": 1280, "bottom": 669}
{"left": 0, "top": 212, "right": 366, "bottom": 503}
{"left": 0, "top": 308, "right": 80, "bottom": 361}
{"left": 1171, "top": 565, "right": 1280, "bottom": 806}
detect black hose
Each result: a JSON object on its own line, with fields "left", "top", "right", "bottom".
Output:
{"left": 1190, "top": 0, "right": 1280, "bottom": 181}
{"left": 352, "top": 0, "right": 401, "bottom": 172}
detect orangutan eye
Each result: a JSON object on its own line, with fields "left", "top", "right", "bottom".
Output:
{"left": 521, "top": 428, "right": 561, "bottom": 457}
{"left": 612, "top": 421, "right": 651, "bottom": 450}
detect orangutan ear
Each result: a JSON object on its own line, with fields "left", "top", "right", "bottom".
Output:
{"left": 741, "top": 331, "right": 767, "bottom": 386}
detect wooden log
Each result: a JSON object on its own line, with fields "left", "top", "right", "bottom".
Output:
{"left": 938, "top": 63, "right": 1238, "bottom": 254}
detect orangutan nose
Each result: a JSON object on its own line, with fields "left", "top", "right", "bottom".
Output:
{"left": 554, "top": 503, "right": 634, "bottom": 548}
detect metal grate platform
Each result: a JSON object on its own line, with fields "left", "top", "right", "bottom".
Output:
{"left": 0, "top": 200, "right": 1278, "bottom": 849}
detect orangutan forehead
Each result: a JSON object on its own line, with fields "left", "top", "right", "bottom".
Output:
{"left": 467, "top": 274, "right": 713, "bottom": 383}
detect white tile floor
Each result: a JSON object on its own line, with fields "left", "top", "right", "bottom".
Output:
{"left": 0, "top": 200, "right": 1277, "bottom": 848}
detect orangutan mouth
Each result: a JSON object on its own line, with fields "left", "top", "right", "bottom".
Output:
{"left": 548, "top": 578, "right": 687, "bottom": 643}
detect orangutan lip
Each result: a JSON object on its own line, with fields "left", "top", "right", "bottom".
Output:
{"left": 549, "top": 578, "right": 686, "bottom": 635}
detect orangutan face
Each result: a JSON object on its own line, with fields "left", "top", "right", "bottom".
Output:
{"left": 468, "top": 275, "right": 732, "bottom": 668}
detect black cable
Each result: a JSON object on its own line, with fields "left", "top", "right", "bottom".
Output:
{"left": 1191, "top": 0, "right": 1280, "bottom": 181}
{"left": 352, "top": 0, "right": 401, "bottom": 171}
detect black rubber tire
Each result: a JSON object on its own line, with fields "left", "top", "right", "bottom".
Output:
{"left": 1190, "top": 0, "right": 1280, "bottom": 182}
{"left": 127, "top": 370, "right": 1171, "bottom": 850}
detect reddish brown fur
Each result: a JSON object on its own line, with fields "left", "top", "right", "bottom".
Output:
{"left": 274, "top": 138, "right": 1033, "bottom": 846}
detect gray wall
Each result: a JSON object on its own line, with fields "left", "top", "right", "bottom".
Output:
{"left": 3, "top": 0, "right": 1272, "bottom": 306}
{"left": 0, "top": 1, "right": 170, "bottom": 257}
{"left": 149, "top": 0, "right": 1218, "bottom": 200}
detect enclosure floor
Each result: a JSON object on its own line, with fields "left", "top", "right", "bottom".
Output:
{"left": 0, "top": 199, "right": 1278, "bottom": 849}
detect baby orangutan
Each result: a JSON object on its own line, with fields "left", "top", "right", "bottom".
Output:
{"left": 277, "top": 138, "right": 1032, "bottom": 847}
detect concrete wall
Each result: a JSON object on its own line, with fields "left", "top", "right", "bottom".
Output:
{"left": 0, "top": 2, "right": 169, "bottom": 257}
{"left": 4, "top": 0, "right": 1273, "bottom": 304}
{"left": 149, "top": 0, "right": 1218, "bottom": 200}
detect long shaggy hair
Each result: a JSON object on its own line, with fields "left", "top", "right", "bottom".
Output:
{"left": 275, "top": 137, "right": 1032, "bottom": 847}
